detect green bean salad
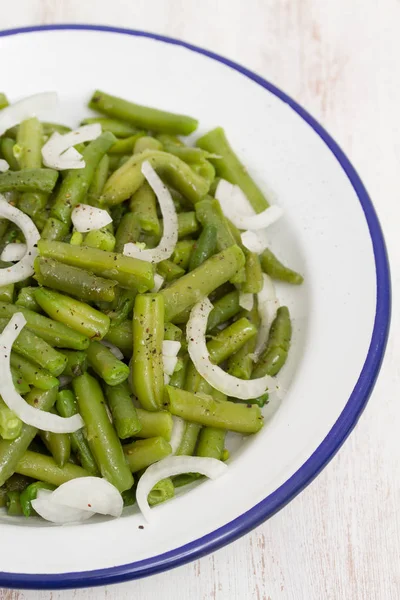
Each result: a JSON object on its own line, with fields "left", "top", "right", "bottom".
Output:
{"left": 0, "top": 90, "right": 302, "bottom": 523}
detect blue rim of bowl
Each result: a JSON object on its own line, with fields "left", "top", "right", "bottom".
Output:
{"left": 0, "top": 24, "right": 391, "bottom": 590}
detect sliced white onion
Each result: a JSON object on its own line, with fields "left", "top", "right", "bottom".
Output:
{"left": 169, "top": 416, "right": 185, "bottom": 454}
{"left": 136, "top": 456, "right": 228, "bottom": 522}
{"left": 31, "top": 489, "right": 94, "bottom": 524}
{"left": 162, "top": 340, "right": 181, "bottom": 377}
{"left": 240, "top": 230, "right": 267, "bottom": 254}
{"left": 0, "top": 243, "right": 27, "bottom": 262}
{"left": 51, "top": 477, "right": 123, "bottom": 518}
{"left": 123, "top": 161, "right": 178, "bottom": 263}
{"left": 216, "top": 180, "right": 281, "bottom": 254}
{"left": 151, "top": 274, "right": 165, "bottom": 292}
{"left": 100, "top": 340, "right": 124, "bottom": 360}
{"left": 162, "top": 340, "right": 181, "bottom": 357}
{"left": 0, "top": 313, "right": 84, "bottom": 432}
{"left": 71, "top": 204, "right": 112, "bottom": 233}
{"left": 42, "top": 124, "right": 102, "bottom": 170}
{"left": 253, "top": 274, "right": 279, "bottom": 359}
{"left": 216, "top": 179, "right": 283, "bottom": 230}
{"left": 235, "top": 205, "right": 283, "bottom": 230}
{"left": 239, "top": 292, "right": 254, "bottom": 311}
{"left": 164, "top": 373, "right": 171, "bottom": 385}
{"left": 0, "top": 197, "right": 40, "bottom": 284}
{"left": 0, "top": 159, "right": 9, "bottom": 172}
{"left": 0, "top": 92, "right": 58, "bottom": 137}
{"left": 187, "top": 298, "right": 276, "bottom": 399}
{"left": 163, "top": 355, "right": 178, "bottom": 377}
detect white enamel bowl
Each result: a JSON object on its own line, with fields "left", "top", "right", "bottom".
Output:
{"left": 0, "top": 25, "right": 390, "bottom": 590}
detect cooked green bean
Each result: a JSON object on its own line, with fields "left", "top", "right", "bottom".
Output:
{"left": 87, "top": 340, "right": 129, "bottom": 386}
{"left": 51, "top": 132, "right": 116, "bottom": 224}
{"left": 56, "top": 390, "right": 99, "bottom": 476}
{"left": 135, "top": 408, "right": 173, "bottom": 441}
{"left": 176, "top": 357, "right": 212, "bottom": 457}
{"left": 166, "top": 387, "right": 263, "bottom": 434}
{"left": 0, "top": 387, "right": 58, "bottom": 486}
{"left": 129, "top": 181, "right": 161, "bottom": 236}
{"left": 16, "top": 118, "right": 42, "bottom": 170}
{"left": 0, "top": 138, "right": 19, "bottom": 170}
{"left": 10, "top": 353, "right": 58, "bottom": 390}
{"left": 0, "top": 283, "right": 14, "bottom": 303}
{"left": 197, "top": 127, "right": 269, "bottom": 212}
{"left": 104, "top": 380, "right": 141, "bottom": 439}
{"left": 161, "top": 244, "right": 245, "bottom": 321}
{"left": 15, "top": 450, "right": 89, "bottom": 486}
{"left": 15, "top": 286, "right": 41, "bottom": 312}
{"left": 0, "top": 168, "right": 58, "bottom": 194}
{"left": 89, "top": 90, "right": 198, "bottom": 135}
{"left": 16, "top": 118, "right": 49, "bottom": 219}
{"left": 34, "top": 257, "right": 118, "bottom": 303}
{"left": 20, "top": 481, "right": 55, "bottom": 517}
{"left": 259, "top": 248, "right": 304, "bottom": 285}
{"left": 228, "top": 304, "right": 260, "bottom": 380}
{"left": 133, "top": 135, "right": 163, "bottom": 154}
{"left": 0, "top": 398, "right": 22, "bottom": 440}
{"left": 157, "top": 259, "right": 185, "bottom": 282}
{"left": 114, "top": 212, "right": 141, "bottom": 253}
{"left": 104, "top": 288, "right": 136, "bottom": 327}
{"left": 34, "top": 288, "right": 110, "bottom": 340}
{"left": 0, "top": 302, "right": 89, "bottom": 349}
{"left": 101, "top": 150, "right": 209, "bottom": 206}
{"left": 168, "top": 356, "right": 188, "bottom": 390}
{"left": 160, "top": 142, "right": 214, "bottom": 165}
{"left": 189, "top": 224, "right": 217, "bottom": 271}
{"left": 59, "top": 350, "right": 87, "bottom": 378}
{"left": 37, "top": 239, "right": 155, "bottom": 292}
{"left": 0, "top": 317, "right": 67, "bottom": 376}
{"left": 196, "top": 427, "right": 225, "bottom": 460}
{"left": 194, "top": 198, "right": 245, "bottom": 283}
{"left": 6, "top": 122, "right": 71, "bottom": 139}
{"left": 83, "top": 228, "right": 116, "bottom": 252}
{"left": 191, "top": 159, "right": 215, "bottom": 185}
{"left": 206, "top": 317, "right": 257, "bottom": 364}
{"left": 40, "top": 413, "right": 71, "bottom": 467}
{"left": 11, "top": 367, "right": 31, "bottom": 395}
{"left": 148, "top": 477, "right": 175, "bottom": 506}
{"left": 172, "top": 240, "right": 195, "bottom": 269}
{"left": 164, "top": 322, "right": 182, "bottom": 342}
{"left": 243, "top": 251, "right": 263, "bottom": 294}
{"left": 123, "top": 437, "right": 172, "bottom": 472}
{"left": 132, "top": 293, "right": 164, "bottom": 411}
{"left": 81, "top": 117, "right": 139, "bottom": 138}
{"left": 87, "top": 154, "right": 110, "bottom": 206}
{"left": 109, "top": 132, "right": 146, "bottom": 155}
{"left": 40, "top": 217, "right": 69, "bottom": 241}
{"left": 73, "top": 372, "right": 133, "bottom": 491}
{"left": 104, "top": 320, "right": 132, "bottom": 358}
{"left": 252, "top": 306, "right": 292, "bottom": 378}
{"left": 231, "top": 392, "right": 269, "bottom": 408}
{"left": 177, "top": 212, "right": 199, "bottom": 239}
{"left": 206, "top": 290, "right": 240, "bottom": 331}
{"left": 6, "top": 490, "right": 23, "bottom": 515}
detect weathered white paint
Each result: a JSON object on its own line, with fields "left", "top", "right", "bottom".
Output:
{"left": 0, "top": 1, "right": 398, "bottom": 598}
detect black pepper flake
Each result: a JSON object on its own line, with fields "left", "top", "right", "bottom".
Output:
{"left": 138, "top": 525, "right": 144, "bottom": 530}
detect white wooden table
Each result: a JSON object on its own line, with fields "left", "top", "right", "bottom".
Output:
{"left": 0, "top": 1, "right": 399, "bottom": 598}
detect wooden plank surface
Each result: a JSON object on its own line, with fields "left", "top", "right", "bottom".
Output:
{"left": 0, "top": 1, "right": 398, "bottom": 598}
